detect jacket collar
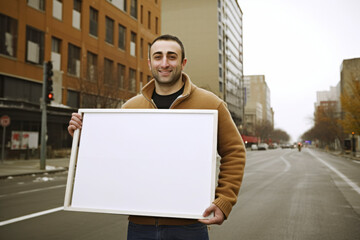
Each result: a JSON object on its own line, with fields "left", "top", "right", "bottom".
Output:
{"left": 141, "top": 72, "right": 194, "bottom": 100}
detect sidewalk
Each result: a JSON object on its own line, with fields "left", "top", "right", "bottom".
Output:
{"left": 312, "top": 148, "right": 360, "bottom": 161}
{"left": 0, "top": 158, "right": 70, "bottom": 179}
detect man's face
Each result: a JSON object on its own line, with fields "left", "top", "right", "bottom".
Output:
{"left": 148, "top": 40, "right": 187, "bottom": 86}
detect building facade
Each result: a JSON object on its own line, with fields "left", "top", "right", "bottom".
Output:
{"left": 315, "top": 84, "right": 341, "bottom": 113}
{"left": 161, "top": 0, "right": 244, "bottom": 127}
{"left": 0, "top": 0, "right": 161, "bottom": 159}
{"left": 244, "top": 75, "right": 272, "bottom": 135}
{"left": 340, "top": 58, "right": 360, "bottom": 152}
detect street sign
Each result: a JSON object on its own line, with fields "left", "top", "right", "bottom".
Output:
{"left": 1, "top": 115, "right": 10, "bottom": 127}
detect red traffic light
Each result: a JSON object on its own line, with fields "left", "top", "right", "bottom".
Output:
{"left": 48, "top": 93, "right": 54, "bottom": 100}
{"left": 352, "top": 132, "right": 355, "bottom": 135}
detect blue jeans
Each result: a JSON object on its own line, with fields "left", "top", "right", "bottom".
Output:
{"left": 127, "top": 222, "right": 209, "bottom": 240}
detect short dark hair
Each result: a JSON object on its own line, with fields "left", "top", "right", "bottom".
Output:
{"left": 149, "top": 34, "right": 185, "bottom": 62}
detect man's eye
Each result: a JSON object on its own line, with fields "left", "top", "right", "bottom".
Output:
{"left": 154, "top": 56, "right": 161, "bottom": 60}
{"left": 168, "top": 55, "right": 177, "bottom": 60}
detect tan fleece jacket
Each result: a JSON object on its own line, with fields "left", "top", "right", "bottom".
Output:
{"left": 123, "top": 73, "right": 246, "bottom": 225}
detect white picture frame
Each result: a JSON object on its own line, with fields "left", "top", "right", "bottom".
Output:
{"left": 64, "top": 109, "right": 218, "bottom": 219}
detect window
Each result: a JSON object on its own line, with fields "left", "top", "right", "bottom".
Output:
{"left": 147, "top": 11, "right": 151, "bottom": 29}
{"left": 117, "top": 63, "right": 125, "bottom": 89}
{"left": 219, "top": 39, "right": 222, "bottom": 50}
{"left": 53, "top": 0, "right": 63, "bottom": 20}
{"left": 51, "top": 37, "right": 61, "bottom": 70}
{"left": 139, "top": 72, "right": 143, "bottom": 90}
{"left": 104, "top": 58, "right": 114, "bottom": 85}
{"left": 67, "top": 89, "right": 79, "bottom": 108}
{"left": 87, "top": 51, "right": 97, "bottom": 82}
{"left": 118, "top": 24, "right": 126, "bottom": 50}
{"left": 140, "top": 38, "right": 144, "bottom": 59}
{"left": 89, "top": 7, "right": 98, "bottom": 37}
{"left": 130, "top": 0, "right": 137, "bottom": 19}
{"left": 130, "top": 32, "right": 136, "bottom": 57}
{"left": 129, "top": 68, "right": 136, "bottom": 92}
{"left": 219, "top": 67, "right": 222, "bottom": 78}
{"left": 105, "top": 16, "right": 114, "bottom": 44}
{"left": 219, "top": 53, "right": 222, "bottom": 64}
{"left": 26, "top": 26, "right": 44, "bottom": 64}
{"left": 73, "top": 0, "right": 81, "bottom": 29}
{"left": 2, "top": 76, "right": 42, "bottom": 104}
{"left": 219, "top": 82, "right": 223, "bottom": 92}
{"left": 155, "top": 17, "right": 158, "bottom": 34}
{"left": 68, "top": 43, "right": 81, "bottom": 77}
{"left": 27, "top": 0, "right": 45, "bottom": 11}
{"left": 107, "top": 0, "right": 126, "bottom": 12}
{"left": 140, "top": 5, "right": 143, "bottom": 24}
{"left": 0, "top": 14, "right": 18, "bottom": 57}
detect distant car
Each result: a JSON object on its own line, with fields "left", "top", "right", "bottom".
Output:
{"left": 281, "top": 143, "right": 291, "bottom": 149}
{"left": 251, "top": 144, "right": 258, "bottom": 151}
{"left": 257, "top": 143, "right": 268, "bottom": 150}
{"left": 268, "top": 143, "right": 278, "bottom": 149}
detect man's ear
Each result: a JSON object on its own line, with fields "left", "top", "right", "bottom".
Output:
{"left": 181, "top": 58, "right": 187, "bottom": 70}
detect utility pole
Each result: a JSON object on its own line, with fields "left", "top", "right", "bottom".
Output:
{"left": 40, "top": 61, "right": 54, "bottom": 170}
{"left": 40, "top": 62, "right": 47, "bottom": 170}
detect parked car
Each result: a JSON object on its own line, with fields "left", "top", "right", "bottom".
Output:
{"left": 269, "top": 143, "right": 278, "bottom": 149}
{"left": 251, "top": 144, "right": 258, "bottom": 151}
{"left": 257, "top": 143, "right": 268, "bottom": 150}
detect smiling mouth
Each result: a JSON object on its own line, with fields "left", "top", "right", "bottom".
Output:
{"left": 159, "top": 70, "right": 172, "bottom": 75}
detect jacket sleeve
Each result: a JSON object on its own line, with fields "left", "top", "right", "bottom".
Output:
{"left": 213, "top": 101, "right": 246, "bottom": 219}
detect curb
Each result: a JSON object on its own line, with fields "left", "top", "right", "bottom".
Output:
{"left": 0, "top": 167, "right": 68, "bottom": 179}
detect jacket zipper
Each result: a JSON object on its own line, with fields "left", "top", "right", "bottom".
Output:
{"left": 169, "top": 94, "right": 189, "bottom": 109}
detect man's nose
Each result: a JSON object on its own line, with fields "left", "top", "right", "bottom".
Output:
{"left": 160, "top": 57, "right": 170, "bottom": 67}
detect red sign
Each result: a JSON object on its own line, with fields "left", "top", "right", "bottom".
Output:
{"left": 1, "top": 115, "right": 10, "bottom": 127}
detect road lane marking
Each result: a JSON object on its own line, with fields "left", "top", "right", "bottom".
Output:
{"left": 0, "top": 184, "right": 66, "bottom": 198}
{"left": 0, "top": 207, "right": 63, "bottom": 226}
{"left": 308, "top": 150, "right": 360, "bottom": 195}
{"left": 280, "top": 156, "right": 291, "bottom": 172}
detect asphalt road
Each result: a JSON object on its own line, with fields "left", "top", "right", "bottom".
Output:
{"left": 1, "top": 148, "right": 359, "bottom": 239}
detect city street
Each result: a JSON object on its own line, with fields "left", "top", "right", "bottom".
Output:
{"left": 1, "top": 148, "right": 360, "bottom": 239}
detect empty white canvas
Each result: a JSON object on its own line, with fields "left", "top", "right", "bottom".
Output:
{"left": 65, "top": 109, "right": 218, "bottom": 219}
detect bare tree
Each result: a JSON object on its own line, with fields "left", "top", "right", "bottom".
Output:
{"left": 80, "top": 67, "right": 132, "bottom": 108}
{"left": 254, "top": 120, "right": 273, "bottom": 142}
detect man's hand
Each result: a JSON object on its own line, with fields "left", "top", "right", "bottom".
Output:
{"left": 68, "top": 113, "right": 82, "bottom": 137}
{"left": 198, "top": 204, "right": 225, "bottom": 225}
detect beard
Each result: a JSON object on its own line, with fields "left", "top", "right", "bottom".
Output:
{"left": 151, "top": 66, "right": 183, "bottom": 87}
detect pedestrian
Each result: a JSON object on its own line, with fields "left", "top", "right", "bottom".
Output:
{"left": 68, "top": 34, "right": 246, "bottom": 240}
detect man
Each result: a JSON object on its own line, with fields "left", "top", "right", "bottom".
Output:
{"left": 68, "top": 34, "right": 246, "bottom": 240}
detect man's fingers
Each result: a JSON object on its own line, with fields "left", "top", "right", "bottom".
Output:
{"left": 68, "top": 113, "right": 83, "bottom": 137}
{"left": 202, "top": 205, "right": 215, "bottom": 217}
{"left": 198, "top": 204, "right": 224, "bottom": 225}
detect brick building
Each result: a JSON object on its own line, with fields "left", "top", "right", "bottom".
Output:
{"left": 0, "top": 0, "right": 161, "bottom": 159}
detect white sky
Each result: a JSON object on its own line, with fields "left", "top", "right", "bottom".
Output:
{"left": 237, "top": 0, "right": 360, "bottom": 141}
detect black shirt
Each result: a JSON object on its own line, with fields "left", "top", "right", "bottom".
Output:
{"left": 152, "top": 85, "right": 185, "bottom": 109}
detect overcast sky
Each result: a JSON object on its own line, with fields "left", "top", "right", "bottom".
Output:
{"left": 237, "top": 0, "right": 360, "bottom": 141}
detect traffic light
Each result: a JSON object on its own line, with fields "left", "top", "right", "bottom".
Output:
{"left": 45, "top": 61, "right": 54, "bottom": 104}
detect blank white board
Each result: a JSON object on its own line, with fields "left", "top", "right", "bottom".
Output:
{"left": 64, "top": 109, "right": 218, "bottom": 219}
